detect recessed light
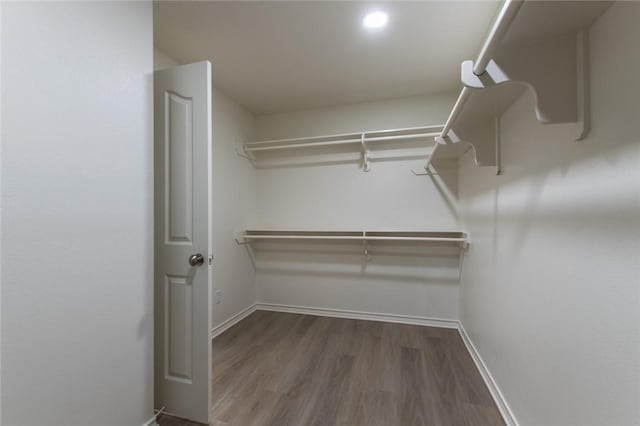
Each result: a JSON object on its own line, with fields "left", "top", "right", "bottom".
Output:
{"left": 362, "top": 11, "right": 388, "bottom": 30}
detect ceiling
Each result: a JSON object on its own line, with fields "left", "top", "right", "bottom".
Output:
{"left": 154, "top": 1, "right": 501, "bottom": 115}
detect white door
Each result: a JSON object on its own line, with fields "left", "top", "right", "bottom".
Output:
{"left": 154, "top": 61, "right": 213, "bottom": 424}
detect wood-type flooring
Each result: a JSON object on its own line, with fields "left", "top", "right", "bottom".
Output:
{"left": 159, "top": 311, "right": 504, "bottom": 426}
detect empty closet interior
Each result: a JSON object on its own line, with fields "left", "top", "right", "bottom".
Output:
{"left": 154, "top": 1, "right": 639, "bottom": 425}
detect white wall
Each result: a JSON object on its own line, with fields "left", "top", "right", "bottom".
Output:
{"left": 256, "top": 92, "right": 457, "bottom": 139}
{"left": 458, "top": 3, "right": 640, "bottom": 425}
{"left": 2, "top": 3, "right": 153, "bottom": 425}
{"left": 253, "top": 94, "right": 464, "bottom": 321}
{"left": 0, "top": 1, "right": 3, "bottom": 421}
{"left": 210, "top": 87, "right": 257, "bottom": 327}
{"left": 154, "top": 49, "right": 257, "bottom": 329}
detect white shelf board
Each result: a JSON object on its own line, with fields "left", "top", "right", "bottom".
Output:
{"left": 237, "top": 229, "right": 469, "bottom": 247}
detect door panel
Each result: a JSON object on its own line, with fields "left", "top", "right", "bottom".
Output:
{"left": 165, "top": 275, "right": 193, "bottom": 383}
{"left": 165, "top": 91, "right": 193, "bottom": 244}
{"left": 155, "top": 61, "right": 212, "bottom": 424}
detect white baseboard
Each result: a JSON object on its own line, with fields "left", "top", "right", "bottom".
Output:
{"left": 458, "top": 322, "right": 518, "bottom": 426}
{"left": 211, "top": 303, "right": 257, "bottom": 339}
{"left": 255, "top": 302, "right": 459, "bottom": 329}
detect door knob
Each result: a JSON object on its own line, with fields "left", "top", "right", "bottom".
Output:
{"left": 188, "top": 253, "right": 205, "bottom": 267}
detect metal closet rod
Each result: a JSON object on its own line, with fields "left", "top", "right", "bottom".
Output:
{"left": 243, "top": 235, "right": 466, "bottom": 243}
{"left": 243, "top": 125, "right": 444, "bottom": 152}
{"left": 239, "top": 230, "right": 468, "bottom": 244}
{"left": 440, "top": 0, "right": 524, "bottom": 138}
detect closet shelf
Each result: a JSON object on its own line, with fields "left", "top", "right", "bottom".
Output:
{"left": 235, "top": 229, "right": 469, "bottom": 248}
{"left": 435, "top": 0, "right": 612, "bottom": 174}
{"left": 238, "top": 125, "right": 444, "bottom": 172}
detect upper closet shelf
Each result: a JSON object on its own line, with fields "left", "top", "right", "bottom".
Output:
{"left": 238, "top": 125, "right": 444, "bottom": 172}
{"left": 433, "top": 0, "right": 612, "bottom": 174}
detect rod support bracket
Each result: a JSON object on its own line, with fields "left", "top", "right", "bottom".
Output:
{"left": 362, "top": 238, "right": 372, "bottom": 270}
{"left": 359, "top": 133, "right": 371, "bottom": 172}
{"left": 234, "top": 230, "right": 250, "bottom": 245}
{"left": 236, "top": 146, "right": 257, "bottom": 166}
{"left": 461, "top": 59, "right": 509, "bottom": 89}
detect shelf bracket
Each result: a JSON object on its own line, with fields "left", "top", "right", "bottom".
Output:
{"left": 411, "top": 141, "right": 439, "bottom": 176}
{"left": 439, "top": 118, "right": 501, "bottom": 175}
{"left": 234, "top": 230, "right": 250, "bottom": 245}
{"left": 236, "top": 146, "right": 257, "bottom": 166}
{"left": 410, "top": 165, "right": 440, "bottom": 176}
{"left": 362, "top": 236, "right": 372, "bottom": 271}
{"left": 360, "top": 133, "right": 371, "bottom": 172}
{"left": 234, "top": 230, "right": 256, "bottom": 269}
{"left": 461, "top": 31, "right": 590, "bottom": 140}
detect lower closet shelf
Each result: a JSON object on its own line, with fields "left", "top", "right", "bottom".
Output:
{"left": 235, "top": 229, "right": 469, "bottom": 248}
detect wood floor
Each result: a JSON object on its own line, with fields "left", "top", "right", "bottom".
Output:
{"left": 160, "top": 311, "right": 504, "bottom": 426}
